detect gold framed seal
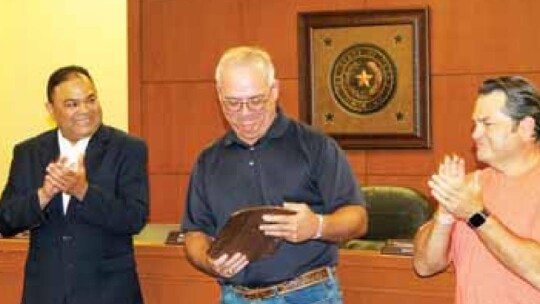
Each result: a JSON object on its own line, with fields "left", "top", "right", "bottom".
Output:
{"left": 298, "top": 8, "right": 430, "bottom": 149}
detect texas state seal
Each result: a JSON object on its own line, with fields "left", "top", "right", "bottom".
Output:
{"left": 330, "top": 43, "right": 397, "bottom": 115}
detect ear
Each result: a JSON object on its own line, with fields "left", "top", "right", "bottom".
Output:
{"left": 45, "top": 102, "right": 54, "bottom": 116}
{"left": 271, "top": 79, "right": 280, "bottom": 101}
{"left": 518, "top": 116, "right": 536, "bottom": 141}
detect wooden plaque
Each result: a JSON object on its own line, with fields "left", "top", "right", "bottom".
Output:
{"left": 298, "top": 8, "right": 431, "bottom": 149}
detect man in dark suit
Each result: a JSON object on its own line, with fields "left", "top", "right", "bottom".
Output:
{"left": 0, "top": 65, "right": 149, "bottom": 304}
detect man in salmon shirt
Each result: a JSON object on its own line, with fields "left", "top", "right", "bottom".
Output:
{"left": 414, "top": 76, "right": 540, "bottom": 303}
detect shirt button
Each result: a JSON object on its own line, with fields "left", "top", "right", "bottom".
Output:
{"left": 249, "top": 160, "right": 255, "bottom": 166}
{"left": 62, "top": 235, "right": 73, "bottom": 242}
{"left": 249, "top": 147, "right": 255, "bottom": 151}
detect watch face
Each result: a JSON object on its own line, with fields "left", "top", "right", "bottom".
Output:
{"left": 467, "top": 211, "right": 488, "bottom": 229}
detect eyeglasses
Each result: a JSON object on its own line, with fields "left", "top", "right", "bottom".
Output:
{"left": 220, "top": 89, "right": 272, "bottom": 112}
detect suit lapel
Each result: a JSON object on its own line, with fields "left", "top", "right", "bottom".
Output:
{"left": 64, "top": 125, "right": 110, "bottom": 219}
{"left": 38, "top": 130, "right": 60, "bottom": 170}
{"left": 84, "top": 125, "right": 110, "bottom": 184}
{"left": 48, "top": 195, "right": 65, "bottom": 220}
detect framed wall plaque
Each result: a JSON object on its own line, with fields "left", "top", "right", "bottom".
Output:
{"left": 298, "top": 8, "right": 430, "bottom": 149}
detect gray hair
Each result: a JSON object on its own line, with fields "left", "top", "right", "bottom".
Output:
{"left": 215, "top": 46, "right": 275, "bottom": 87}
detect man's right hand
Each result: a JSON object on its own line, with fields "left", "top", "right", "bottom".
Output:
{"left": 37, "top": 176, "right": 60, "bottom": 208}
{"left": 208, "top": 252, "right": 249, "bottom": 278}
{"left": 428, "top": 154, "right": 483, "bottom": 221}
{"left": 37, "top": 157, "right": 73, "bottom": 208}
{"left": 184, "top": 231, "right": 249, "bottom": 279}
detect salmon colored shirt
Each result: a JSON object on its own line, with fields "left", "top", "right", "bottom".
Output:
{"left": 451, "top": 165, "right": 540, "bottom": 304}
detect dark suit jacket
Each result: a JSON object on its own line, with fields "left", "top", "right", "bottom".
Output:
{"left": 0, "top": 125, "right": 149, "bottom": 304}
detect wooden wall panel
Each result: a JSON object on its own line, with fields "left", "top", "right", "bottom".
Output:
{"left": 347, "top": 151, "right": 368, "bottom": 186}
{"left": 242, "top": 1, "right": 300, "bottom": 79}
{"left": 294, "top": 0, "right": 341, "bottom": 12}
{"left": 347, "top": 151, "right": 367, "bottom": 172}
{"left": 332, "top": 0, "right": 368, "bottom": 11}
{"left": 143, "top": 82, "right": 227, "bottom": 173}
{"left": 142, "top": 0, "right": 244, "bottom": 81}
{"left": 365, "top": 0, "right": 540, "bottom": 74}
{"left": 149, "top": 174, "right": 190, "bottom": 223}
{"left": 277, "top": 79, "right": 300, "bottom": 118}
{"left": 366, "top": 151, "right": 435, "bottom": 176}
{"left": 430, "top": 75, "right": 479, "bottom": 169}
{"left": 429, "top": 1, "right": 540, "bottom": 74}
{"left": 128, "top": 0, "right": 143, "bottom": 135}
{"left": 130, "top": 0, "right": 540, "bottom": 222}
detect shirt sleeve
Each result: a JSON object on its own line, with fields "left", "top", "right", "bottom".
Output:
{"left": 181, "top": 155, "right": 217, "bottom": 237}
{"left": 312, "top": 137, "right": 365, "bottom": 212}
{"left": 0, "top": 144, "right": 45, "bottom": 236}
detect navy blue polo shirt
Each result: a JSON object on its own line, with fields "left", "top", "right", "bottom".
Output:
{"left": 181, "top": 109, "right": 364, "bottom": 286}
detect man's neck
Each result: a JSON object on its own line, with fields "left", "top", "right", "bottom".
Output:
{"left": 496, "top": 147, "right": 540, "bottom": 177}
{"left": 58, "top": 130, "right": 91, "bottom": 146}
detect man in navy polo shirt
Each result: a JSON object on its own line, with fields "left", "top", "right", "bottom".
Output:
{"left": 182, "top": 46, "right": 367, "bottom": 304}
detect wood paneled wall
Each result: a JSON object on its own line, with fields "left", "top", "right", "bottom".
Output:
{"left": 128, "top": 0, "right": 540, "bottom": 223}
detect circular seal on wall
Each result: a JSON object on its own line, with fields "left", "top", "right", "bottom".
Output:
{"left": 330, "top": 43, "right": 397, "bottom": 115}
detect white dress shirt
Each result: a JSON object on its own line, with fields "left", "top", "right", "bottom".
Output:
{"left": 57, "top": 131, "right": 90, "bottom": 214}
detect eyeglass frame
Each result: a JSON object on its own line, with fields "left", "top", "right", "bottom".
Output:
{"left": 218, "top": 85, "right": 275, "bottom": 112}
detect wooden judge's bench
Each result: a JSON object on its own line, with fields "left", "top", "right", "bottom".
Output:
{"left": 0, "top": 224, "right": 454, "bottom": 303}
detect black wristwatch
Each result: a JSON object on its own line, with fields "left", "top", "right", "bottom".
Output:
{"left": 467, "top": 209, "right": 490, "bottom": 229}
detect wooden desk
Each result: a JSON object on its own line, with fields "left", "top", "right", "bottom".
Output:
{"left": 0, "top": 225, "right": 454, "bottom": 303}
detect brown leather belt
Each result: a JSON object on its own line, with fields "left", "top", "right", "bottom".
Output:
{"left": 232, "top": 267, "right": 333, "bottom": 300}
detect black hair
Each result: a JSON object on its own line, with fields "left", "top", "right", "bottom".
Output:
{"left": 478, "top": 76, "right": 540, "bottom": 140}
{"left": 46, "top": 65, "right": 94, "bottom": 103}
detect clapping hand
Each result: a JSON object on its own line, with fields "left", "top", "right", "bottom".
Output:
{"left": 428, "top": 155, "right": 483, "bottom": 220}
{"left": 44, "top": 155, "right": 88, "bottom": 201}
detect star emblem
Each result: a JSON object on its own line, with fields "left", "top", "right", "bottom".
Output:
{"left": 394, "top": 34, "right": 403, "bottom": 44}
{"left": 395, "top": 112, "right": 404, "bottom": 121}
{"left": 356, "top": 69, "right": 373, "bottom": 87}
{"left": 324, "top": 112, "right": 335, "bottom": 123}
{"left": 323, "top": 37, "right": 332, "bottom": 46}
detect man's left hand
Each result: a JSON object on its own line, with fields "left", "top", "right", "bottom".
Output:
{"left": 259, "top": 203, "right": 319, "bottom": 243}
{"left": 46, "top": 155, "right": 88, "bottom": 201}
